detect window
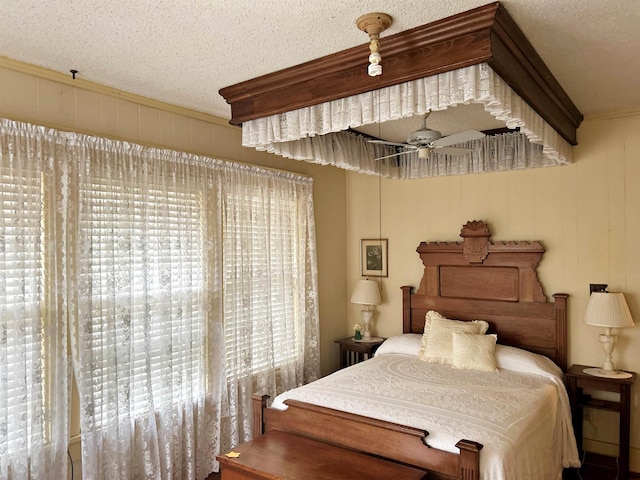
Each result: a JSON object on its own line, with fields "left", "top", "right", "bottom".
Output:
{"left": 0, "top": 166, "right": 46, "bottom": 454}
{"left": 77, "top": 169, "right": 207, "bottom": 426}
{"left": 0, "top": 117, "right": 319, "bottom": 478}
{"left": 0, "top": 122, "right": 70, "bottom": 479}
{"left": 222, "top": 191, "right": 299, "bottom": 378}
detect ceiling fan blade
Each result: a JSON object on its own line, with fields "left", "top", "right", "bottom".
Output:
{"left": 368, "top": 139, "right": 411, "bottom": 148}
{"left": 374, "top": 150, "right": 414, "bottom": 161}
{"left": 434, "top": 146, "right": 472, "bottom": 156}
{"left": 432, "top": 129, "right": 486, "bottom": 147}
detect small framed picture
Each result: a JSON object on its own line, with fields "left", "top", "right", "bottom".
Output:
{"left": 360, "top": 239, "right": 388, "bottom": 277}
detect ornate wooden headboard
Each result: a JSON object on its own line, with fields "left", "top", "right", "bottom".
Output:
{"left": 402, "top": 220, "right": 568, "bottom": 371}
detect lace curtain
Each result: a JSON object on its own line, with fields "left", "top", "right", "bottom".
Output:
{"left": 218, "top": 164, "right": 320, "bottom": 450}
{"left": 0, "top": 121, "right": 69, "bottom": 479}
{"left": 66, "top": 141, "right": 228, "bottom": 479}
{"left": 0, "top": 117, "right": 320, "bottom": 479}
{"left": 241, "top": 63, "right": 572, "bottom": 179}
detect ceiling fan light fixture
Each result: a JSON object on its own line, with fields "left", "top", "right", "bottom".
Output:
{"left": 367, "top": 111, "right": 486, "bottom": 161}
{"left": 407, "top": 128, "right": 441, "bottom": 145}
{"left": 368, "top": 61, "right": 382, "bottom": 77}
{"left": 418, "top": 147, "right": 431, "bottom": 159}
{"left": 356, "top": 13, "right": 392, "bottom": 77}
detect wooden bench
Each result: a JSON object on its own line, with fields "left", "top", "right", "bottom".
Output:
{"left": 217, "top": 430, "right": 428, "bottom": 480}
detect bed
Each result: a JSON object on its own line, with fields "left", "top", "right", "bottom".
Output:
{"left": 252, "top": 220, "right": 579, "bottom": 480}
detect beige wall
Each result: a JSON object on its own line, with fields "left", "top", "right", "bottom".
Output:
{"left": 0, "top": 59, "right": 349, "bottom": 478}
{"left": 347, "top": 111, "right": 640, "bottom": 471}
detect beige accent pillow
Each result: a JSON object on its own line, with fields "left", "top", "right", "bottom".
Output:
{"left": 452, "top": 333, "right": 498, "bottom": 372}
{"left": 418, "top": 311, "right": 489, "bottom": 365}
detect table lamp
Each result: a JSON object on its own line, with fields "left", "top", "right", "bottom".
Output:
{"left": 350, "top": 279, "right": 382, "bottom": 339}
{"left": 583, "top": 291, "right": 635, "bottom": 378}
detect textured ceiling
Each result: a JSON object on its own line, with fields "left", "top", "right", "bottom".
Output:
{"left": 1, "top": 0, "right": 639, "bottom": 139}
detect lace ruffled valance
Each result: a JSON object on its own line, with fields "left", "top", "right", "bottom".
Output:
{"left": 241, "top": 63, "right": 572, "bottom": 179}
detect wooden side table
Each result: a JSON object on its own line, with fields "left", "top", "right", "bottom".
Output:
{"left": 565, "top": 364, "right": 636, "bottom": 479}
{"left": 334, "top": 336, "right": 385, "bottom": 368}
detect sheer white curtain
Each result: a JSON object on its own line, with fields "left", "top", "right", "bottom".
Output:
{"left": 0, "top": 116, "right": 320, "bottom": 479}
{"left": 242, "top": 63, "right": 573, "bottom": 179}
{"left": 0, "top": 120, "right": 69, "bottom": 479}
{"left": 218, "top": 164, "right": 319, "bottom": 449}
{"left": 67, "top": 141, "right": 227, "bottom": 479}
{"left": 63, "top": 133, "right": 319, "bottom": 478}
{"left": 257, "top": 129, "right": 554, "bottom": 179}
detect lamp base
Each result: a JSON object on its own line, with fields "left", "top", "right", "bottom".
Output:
{"left": 360, "top": 309, "right": 374, "bottom": 338}
{"left": 583, "top": 367, "right": 632, "bottom": 379}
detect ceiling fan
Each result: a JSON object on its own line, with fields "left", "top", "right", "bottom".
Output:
{"left": 368, "top": 112, "right": 486, "bottom": 161}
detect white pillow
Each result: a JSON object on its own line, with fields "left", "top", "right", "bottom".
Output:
{"left": 374, "top": 334, "right": 422, "bottom": 357}
{"left": 452, "top": 333, "right": 498, "bottom": 372}
{"left": 417, "top": 310, "right": 444, "bottom": 359}
{"left": 418, "top": 311, "right": 490, "bottom": 365}
{"left": 495, "top": 344, "right": 563, "bottom": 380}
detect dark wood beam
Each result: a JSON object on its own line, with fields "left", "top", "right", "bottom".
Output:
{"left": 488, "top": 5, "right": 582, "bottom": 144}
{"left": 219, "top": 2, "right": 582, "bottom": 145}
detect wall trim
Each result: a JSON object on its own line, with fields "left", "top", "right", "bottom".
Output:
{"left": 0, "top": 55, "right": 233, "bottom": 128}
{"left": 584, "top": 108, "right": 640, "bottom": 122}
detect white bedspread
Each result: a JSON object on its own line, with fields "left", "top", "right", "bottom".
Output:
{"left": 272, "top": 353, "right": 579, "bottom": 480}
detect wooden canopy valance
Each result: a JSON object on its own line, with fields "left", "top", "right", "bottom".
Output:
{"left": 219, "top": 2, "right": 582, "bottom": 145}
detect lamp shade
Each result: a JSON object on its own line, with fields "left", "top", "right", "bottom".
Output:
{"left": 584, "top": 292, "right": 634, "bottom": 328}
{"left": 350, "top": 279, "right": 381, "bottom": 306}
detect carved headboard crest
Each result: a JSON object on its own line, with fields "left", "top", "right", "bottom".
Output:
{"left": 460, "top": 220, "right": 491, "bottom": 263}
{"left": 416, "top": 220, "right": 546, "bottom": 303}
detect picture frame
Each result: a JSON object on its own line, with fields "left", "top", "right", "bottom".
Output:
{"left": 360, "top": 238, "right": 388, "bottom": 277}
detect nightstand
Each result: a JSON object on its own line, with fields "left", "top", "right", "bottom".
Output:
{"left": 565, "top": 364, "right": 636, "bottom": 479}
{"left": 334, "top": 336, "right": 385, "bottom": 368}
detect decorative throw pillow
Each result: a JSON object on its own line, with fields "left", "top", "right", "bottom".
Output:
{"left": 418, "top": 311, "right": 489, "bottom": 365}
{"left": 452, "top": 333, "right": 498, "bottom": 372}
{"left": 417, "top": 310, "right": 446, "bottom": 359}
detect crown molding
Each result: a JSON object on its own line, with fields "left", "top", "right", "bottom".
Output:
{"left": 0, "top": 56, "right": 233, "bottom": 129}
{"left": 584, "top": 108, "right": 640, "bottom": 122}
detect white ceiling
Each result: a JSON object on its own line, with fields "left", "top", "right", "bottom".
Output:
{"left": 1, "top": 0, "right": 639, "bottom": 141}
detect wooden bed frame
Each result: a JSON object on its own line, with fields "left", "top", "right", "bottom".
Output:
{"left": 252, "top": 220, "right": 568, "bottom": 480}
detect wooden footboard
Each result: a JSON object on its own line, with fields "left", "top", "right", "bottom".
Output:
{"left": 252, "top": 394, "right": 482, "bottom": 480}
